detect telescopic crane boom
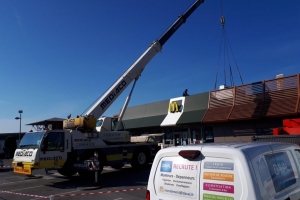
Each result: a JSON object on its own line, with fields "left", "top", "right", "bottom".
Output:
{"left": 64, "top": 0, "right": 205, "bottom": 130}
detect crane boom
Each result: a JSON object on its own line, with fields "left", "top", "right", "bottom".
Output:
{"left": 85, "top": 40, "right": 162, "bottom": 119}
{"left": 64, "top": 0, "right": 204, "bottom": 130}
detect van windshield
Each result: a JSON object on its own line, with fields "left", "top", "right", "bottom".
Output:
{"left": 19, "top": 132, "right": 45, "bottom": 149}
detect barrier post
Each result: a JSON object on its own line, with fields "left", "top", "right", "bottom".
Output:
{"left": 49, "top": 195, "right": 54, "bottom": 200}
{"left": 93, "top": 151, "right": 100, "bottom": 186}
{"left": 78, "top": 151, "right": 101, "bottom": 189}
{"left": 95, "top": 170, "right": 98, "bottom": 185}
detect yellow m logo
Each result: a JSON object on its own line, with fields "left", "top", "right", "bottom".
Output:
{"left": 169, "top": 101, "right": 183, "bottom": 113}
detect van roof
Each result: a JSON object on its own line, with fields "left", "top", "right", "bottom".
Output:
{"left": 167, "top": 141, "right": 298, "bottom": 150}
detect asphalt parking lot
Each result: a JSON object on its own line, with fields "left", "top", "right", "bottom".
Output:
{"left": 0, "top": 159, "right": 149, "bottom": 200}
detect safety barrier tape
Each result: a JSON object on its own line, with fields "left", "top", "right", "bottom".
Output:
{"left": 0, "top": 190, "right": 48, "bottom": 198}
{"left": 0, "top": 187, "right": 147, "bottom": 199}
{"left": 0, "top": 166, "right": 12, "bottom": 168}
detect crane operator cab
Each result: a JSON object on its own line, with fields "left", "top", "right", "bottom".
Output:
{"left": 96, "top": 117, "right": 125, "bottom": 132}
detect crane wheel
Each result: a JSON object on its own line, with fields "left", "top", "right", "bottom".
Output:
{"left": 131, "top": 148, "right": 149, "bottom": 170}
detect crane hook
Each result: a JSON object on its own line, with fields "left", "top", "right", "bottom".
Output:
{"left": 220, "top": 16, "right": 225, "bottom": 27}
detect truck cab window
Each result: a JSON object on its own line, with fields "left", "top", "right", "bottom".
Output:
{"left": 111, "top": 118, "right": 124, "bottom": 131}
{"left": 96, "top": 120, "right": 103, "bottom": 127}
{"left": 47, "top": 132, "right": 64, "bottom": 151}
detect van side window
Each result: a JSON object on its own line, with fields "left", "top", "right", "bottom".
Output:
{"left": 294, "top": 150, "right": 300, "bottom": 164}
{"left": 265, "top": 152, "right": 296, "bottom": 193}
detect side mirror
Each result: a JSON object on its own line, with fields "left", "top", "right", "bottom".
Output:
{"left": 41, "top": 144, "right": 46, "bottom": 151}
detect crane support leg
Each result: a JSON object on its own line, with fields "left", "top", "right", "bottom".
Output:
{"left": 114, "top": 79, "right": 138, "bottom": 131}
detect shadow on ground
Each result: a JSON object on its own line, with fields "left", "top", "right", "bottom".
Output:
{"left": 45, "top": 165, "right": 151, "bottom": 190}
{"left": 0, "top": 168, "right": 13, "bottom": 173}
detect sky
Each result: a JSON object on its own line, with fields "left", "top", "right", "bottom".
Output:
{"left": 0, "top": 0, "right": 299, "bottom": 133}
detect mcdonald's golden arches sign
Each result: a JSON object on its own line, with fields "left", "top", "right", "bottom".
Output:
{"left": 169, "top": 101, "right": 183, "bottom": 113}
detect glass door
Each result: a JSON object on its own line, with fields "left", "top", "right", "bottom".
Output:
{"left": 174, "top": 134, "right": 181, "bottom": 146}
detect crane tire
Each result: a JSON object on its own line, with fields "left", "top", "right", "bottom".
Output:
{"left": 131, "top": 148, "right": 149, "bottom": 170}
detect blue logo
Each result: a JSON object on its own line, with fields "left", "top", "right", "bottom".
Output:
{"left": 160, "top": 161, "right": 172, "bottom": 172}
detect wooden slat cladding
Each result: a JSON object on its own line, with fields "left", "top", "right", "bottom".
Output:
{"left": 209, "top": 89, "right": 234, "bottom": 108}
{"left": 202, "top": 107, "right": 232, "bottom": 122}
{"left": 202, "top": 88, "right": 234, "bottom": 122}
{"left": 230, "top": 82, "right": 264, "bottom": 120}
{"left": 202, "top": 74, "right": 300, "bottom": 123}
{"left": 263, "top": 76, "right": 298, "bottom": 116}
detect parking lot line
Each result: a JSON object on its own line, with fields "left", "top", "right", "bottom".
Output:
{"left": 10, "top": 185, "right": 44, "bottom": 192}
{"left": 0, "top": 178, "right": 38, "bottom": 185}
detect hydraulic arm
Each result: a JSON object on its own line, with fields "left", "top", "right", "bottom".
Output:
{"left": 64, "top": 0, "right": 205, "bottom": 130}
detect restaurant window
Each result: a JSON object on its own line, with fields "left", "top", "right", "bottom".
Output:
{"left": 164, "top": 130, "right": 173, "bottom": 144}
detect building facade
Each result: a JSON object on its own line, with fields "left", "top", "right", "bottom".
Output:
{"left": 121, "top": 74, "right": 300, "bottom": 145}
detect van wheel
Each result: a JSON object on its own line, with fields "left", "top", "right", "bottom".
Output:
{"left": 131, "top": 148, "right": 149, "bottom": 169}
{"left": 110, "top": 164, "right": 124, "bottom": 169}
{"left": 57, "top": 167, "right": 77, "bottom": 177}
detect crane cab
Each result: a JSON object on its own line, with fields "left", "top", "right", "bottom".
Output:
{"left": 96, "top": 117, "right": 125, "bottom": 132}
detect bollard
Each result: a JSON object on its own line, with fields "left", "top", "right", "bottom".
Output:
{"left": 49, "top": 195, "right": 54, "bottom": 200}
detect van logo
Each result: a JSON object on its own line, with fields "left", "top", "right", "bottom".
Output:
{"left": 169, "top": 101, "right": 183, "bottom": 113}
{"left": 160, "top": 161, "right": 172, "bottom": 172}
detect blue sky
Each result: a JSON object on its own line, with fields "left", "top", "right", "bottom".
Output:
{"left": 1, "top": 0, "right": 299, "bottom": 133}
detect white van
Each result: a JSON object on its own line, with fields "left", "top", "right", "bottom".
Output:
{"left": 146, "top": 142, "right": 300, "bottom": 200}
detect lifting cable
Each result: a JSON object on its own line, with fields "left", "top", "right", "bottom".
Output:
{"left": 214, "top": 0, "right": 243, "bottom": 90}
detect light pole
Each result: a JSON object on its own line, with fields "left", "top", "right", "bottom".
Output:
{"left": 15, "top": 110, "right": 23, "bottom": 141}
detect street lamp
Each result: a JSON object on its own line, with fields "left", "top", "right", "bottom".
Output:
{"left": 15, "top": 110, "right": 23, "bottom": 141}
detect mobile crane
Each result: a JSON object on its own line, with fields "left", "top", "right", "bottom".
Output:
{"left": 12, "top": 0, "right": 205, "bottom": 178}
